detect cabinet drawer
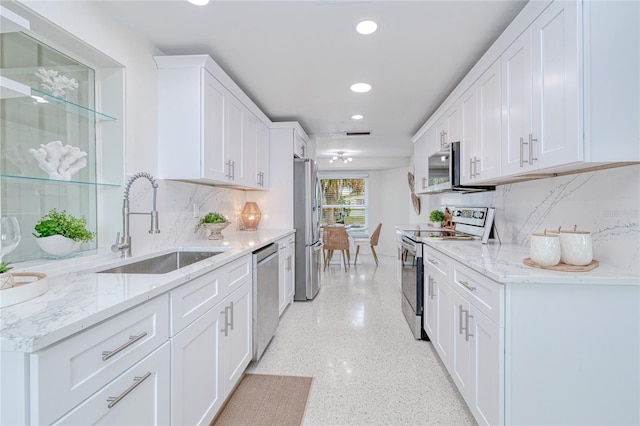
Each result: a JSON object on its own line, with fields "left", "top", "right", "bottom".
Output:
{"left": 452, "top": 263, "right": 503, "bottom": 325}
{"left": 52, "top": 342, "right": 170, "bottom": 426}
{"left": 424, "top": 248, "right": 450, "bottom": 276}
{"left": 170, "top": 268, "right": 222, "bottom": 335}
{"left": 219, "top": 255, "right": 252, "bottom": 295}
{"left": 30, "top": 294, "right": 169, "bottom": 425}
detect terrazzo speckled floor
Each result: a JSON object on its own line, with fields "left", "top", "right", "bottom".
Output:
{"left": 246, "top": 254, "right": 476, "bottom": 425}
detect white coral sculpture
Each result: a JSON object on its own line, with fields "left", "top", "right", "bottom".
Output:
{"left": 29, "top": 141, "right": 88, "bottom": 181}
{"left": 35, "top": 68, "right": 79, "bottom": 97}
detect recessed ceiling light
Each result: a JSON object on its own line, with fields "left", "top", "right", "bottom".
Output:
{"left": 356, "top": 20, "right": 377, "bottom": 35}
{"left": 350, "top": 83, "right": 372, "bottom": 93}
{"left": 351, "top": 114, "right": 364, "bottom": 120}
{"left": 187, "top": 0, "right": 209, "bottom": 5}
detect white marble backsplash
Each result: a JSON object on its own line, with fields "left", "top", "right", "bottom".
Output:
{"left": 420, "top": 164, "right": 640, "bottom": 274}
{"left": 126, "top": 179, "right": 247, "bottom": 253}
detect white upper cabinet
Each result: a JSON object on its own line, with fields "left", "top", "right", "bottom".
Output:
{"left": 226, "top": 94, "right": 245, "bottom": 184}
{"left": 413, "top": 0, "right": 639, "bottom": 184}
{"left": 530, "top": 1, "right": 580, "bottom": 170}
{"left": 256, "top": 122, "right": 270, "bottom": 188}
{"left": 294, "top": 130, "right": 308, "bottom": 158}
{"left": 477, "top": 60, "right": 502, "bottom": 181}
{"left": 502, "top": 1, "right": 580, "bottom": 176}
{"left": 501, "top": 29, "right": 533, "bottom": 176}
{"left": 460, "top": 84, "right": 478, "bottom": 184}
{"left": 156, "top": 55, "right": 271, "bottom": 190}
{"left": 202, "top": 71, "right": 228, "bottom": 181}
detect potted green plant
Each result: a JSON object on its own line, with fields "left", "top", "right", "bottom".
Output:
{"left": 0, "top": 261, "right": 14, "bottom": 290}
{"left": 195, "top": 211, "right": 230, "bottom": 240}
{"left": 429, "top": 209, "right": 446, "bottom": 228}
{"left": 33, "top": 209, "right": 95, "bottom": 257}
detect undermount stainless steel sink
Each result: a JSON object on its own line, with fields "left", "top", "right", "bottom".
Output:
{"left": 97, "top": 250, "right": 223, "bottom": 274}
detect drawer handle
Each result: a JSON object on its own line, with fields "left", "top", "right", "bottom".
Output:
{"left": 428, "top": 258, "right": 438, "bottom": 265}
{"left": 459, "top": 280, "right": 476, "bottom": 292}
{"left": 107, "top": 371, "right": 152, "bottom": 409}
{"left": 102, "top": 332, "right": 148, "bottom": 361}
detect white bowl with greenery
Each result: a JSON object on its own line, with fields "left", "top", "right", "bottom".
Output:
{"left": 33, "top": 209, "right": 95, "bottom": 257}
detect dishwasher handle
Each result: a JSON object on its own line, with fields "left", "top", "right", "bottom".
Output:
{"left": 254, "top": 243, "right": 278, "bottom": 264}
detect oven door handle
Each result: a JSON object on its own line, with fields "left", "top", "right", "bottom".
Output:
{"left": 400, "top": 241, "right": 415, "bottom": 252}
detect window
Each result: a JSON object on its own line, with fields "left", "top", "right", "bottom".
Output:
{"left": 320, "top": 176, "right": 367, "bottom": 226}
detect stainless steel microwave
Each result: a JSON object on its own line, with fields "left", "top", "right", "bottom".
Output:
{"left": 425, "top": 142, "right": 494, "bottom": 194}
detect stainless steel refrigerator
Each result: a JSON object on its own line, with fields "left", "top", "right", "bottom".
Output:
{"left": 293, "top": 158, "right": 322, "bottom": 300}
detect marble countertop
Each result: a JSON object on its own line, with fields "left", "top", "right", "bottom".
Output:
{"left": 0, "top": 229, "right": 294, "bottom": 353}
{"left": 396, "top": 225, "right": 639, "bottom": 285}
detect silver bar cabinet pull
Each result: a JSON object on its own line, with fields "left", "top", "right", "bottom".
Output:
{"left": 475, "top": 158, "right": 480, "bottom": 177}
{"left": 459, "top": 305, "right": 464, "bottom": 335}
{"left": 459, "top": 280, "right": 476, "bottom": 292}
{"left": 221, "top": 306, "right": 230, "bottom": 336}
{"left": 529, "top": 133, "right": 538, "bottom": 163}
{"left": 428, "top": 258, "right": 438, "bottom": 265}
{"left": 229, "top": 301, "right": 235, "bottom": 331}
{"left": 465, "top": 313, "right": 474, "bottom": 341}
{"left": 519, "top": 136, "right": 526, "bottom": 167}
{"left": 107, "top": 372, "right": 152, "bottom": 409}
{"left": 102, "top": 332, "right": 148, "bottom": 361}
{"left": 470, "top": 158, "right": 474, "bottom": 179}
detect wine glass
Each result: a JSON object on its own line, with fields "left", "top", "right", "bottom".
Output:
{"left": 1, "top": 217, "right": 21, "bottom": 261}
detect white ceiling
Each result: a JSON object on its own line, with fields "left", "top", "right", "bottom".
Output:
{"left": 97, "top": 0, "right": 527, "bottom": 171}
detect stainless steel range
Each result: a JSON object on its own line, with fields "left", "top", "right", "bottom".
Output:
{"left": 397, "top": 207, "right": 498, "bottom": 339}
{"left": 398, "top": 230, "right": 427, "bottom": 340}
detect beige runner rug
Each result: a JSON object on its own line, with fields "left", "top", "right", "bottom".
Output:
{"left": 211, "top": 373, "right": 313, "bottom": 426}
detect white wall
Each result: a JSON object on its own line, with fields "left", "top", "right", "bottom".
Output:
{"left": 377, "top": 167, "right": 411, "bottom": 256}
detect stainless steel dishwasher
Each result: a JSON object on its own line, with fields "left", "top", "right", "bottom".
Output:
{"left": 252, "top": 243, "right": 279, "bottom": 361}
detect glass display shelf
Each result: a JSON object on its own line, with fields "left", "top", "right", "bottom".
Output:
{"left": 1, "top": 174, "right": 121, "bottom": 187}
{"left": 29, "top": 87, "right": 117, "bottom": 121}
{"left": 0, "top": 76, "right": 116, "bottom": 121}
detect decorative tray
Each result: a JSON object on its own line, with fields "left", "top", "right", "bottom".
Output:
{"left": 523, "top": 258, "right": 599, "bottom": 272}
{"left": 0, "top": 272, "right": 48, "bottom": 308}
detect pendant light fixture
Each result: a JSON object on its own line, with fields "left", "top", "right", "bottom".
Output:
{"left": 329, "top": 152, "right": 353, "bottom": 164}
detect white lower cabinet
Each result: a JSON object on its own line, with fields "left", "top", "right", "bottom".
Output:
{"left": 450, "top": 289, "right": 472, "bottom": 403}
{"left": 30, "top": 294, "right": 170, "bottom": 425}
{"left": 424, "top": 248, "right": 504, "bottom": 426}
{"left": 277, "top": 234, "right": 295, "bottom": 316}
{"left": 469, "top": 306, "right": 502, "bottom": 426}
{"left": 424, "top": 269, "right": 451, "bottom": 368}
{"left": 171, "top": 305, "right": 224, "bottom": 426}
{"left": 53, "top": 343, "right": 170, "bottom": 426}
{"left": 170, "top": 257, "right": 253, "bottom": 426}
{"left": 451, "top": 286, "right": 503, "bottom": 426}
{"left": 220, "top": 279, "right": 253, "bottom": 395}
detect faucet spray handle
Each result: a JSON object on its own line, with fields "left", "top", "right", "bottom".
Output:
{"left": 111, "top": 232, "right": 122, "bottom": 253}
{"left": 149, "top": 211, "right": 160, "bottom": 234}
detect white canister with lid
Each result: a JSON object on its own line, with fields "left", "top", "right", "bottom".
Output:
{"left": 530, "top": 230, "right": 561, "bottom": 267}
{"left": 559, "top": 225, "right": 593, "bottom": 266}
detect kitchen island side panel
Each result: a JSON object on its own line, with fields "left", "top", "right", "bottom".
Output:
{"left": 505, "top": 282, "right": 640, "bottom": 425}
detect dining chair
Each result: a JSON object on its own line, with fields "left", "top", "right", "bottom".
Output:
{"left": 322, "top": 225, "right": 350, "bottom": 271}
{"left": 353, "top": 223, "right": 382, "bottom": 266}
